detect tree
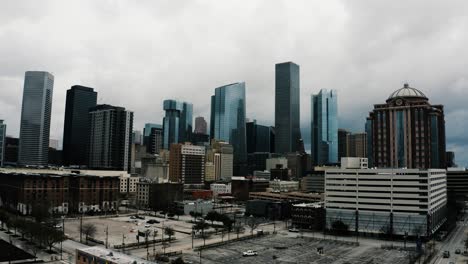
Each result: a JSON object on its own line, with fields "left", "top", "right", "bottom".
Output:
{"left": 80, "top": 223, "right": 97, "bottom": 244}
{"left": 31, "top": 202, "right": 51, "bottom": 223}
{"left": 164, "top": 227, "right": 175, "bottom": 242}
{"left": 246, "top": 216, "right": 259, "bottom": 235}
{"left": 205, "top": 211, "right": 221, "bottom": 225}
{"left": 189, "top": 211, "right": 202, "bottom": 222}
{"left": 233, "top": 221, "right": 243, "bottom": 239}
{"left": 194, "top": 220, "right": 209, "bottom": 246}
{"left": 43, "top": 227, "right": 65, "bottom": 252}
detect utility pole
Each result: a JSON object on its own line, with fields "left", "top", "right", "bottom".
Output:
{"left": 153, "top": 229, "right": 156, "bottom": 260}
{"left": 105, "top": 226, "right": 109, "bottom": 248}
{"left": 79, "top": 214, "right": 83, "bottom": 243}
{"left": 122, "top": 234, "right": 126, "bottom": 253}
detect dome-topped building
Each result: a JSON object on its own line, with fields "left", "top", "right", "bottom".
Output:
{"left": 366, "top": 83, "right": 446, "bottom": 169}
{"left": 387, "top": 83, "right": 427, "bottom": 101}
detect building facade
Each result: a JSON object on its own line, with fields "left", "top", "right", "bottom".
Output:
{"left": 347, "top": 132, "right": 367, "bottom": 158}
{"left": 18, "top": 71, "right": 54, "bottom": 166}
{"left": 194, "top": 116, "right": 207, "bottom": 134}
{"left": 210, "top": 82, "right": 247, "bottom": 175}
{"left": 311, "top": 89, "right": 338, "bottom": 165}
{"left": 337, "top": 129, "right": 349, "bottom": 161}
{"left": 169, "top": 143, "right": 205, "bottom": 184}
{"left": 246, "top": 120, "right": 274, "bottom": 153}
{"left": 163, "top": 100, "right": 193, "bottom": 149}
{"left": 0, "top": 120, "right": 5, "bottom": 167}
{"left": 325, "top": 167, "right": 447, "bottom": 237}
{"left": 88, "top": 105, "right": 133, "bottom": 171}
{"left": 275, "top": 62, "right": 301, "bottom": 154}
{"left": 366, "top": 83, "right": 446, "bottom": 169}
{"left": 63, "top": 85, "right": 97, "bottom": 166}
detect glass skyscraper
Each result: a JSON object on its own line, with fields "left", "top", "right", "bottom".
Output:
{"left": 18, "top": 71, "right": 54, "bottom": 166}
{"left": 162, "top": 100, "right": 193, "bottom": 149}
{"left": 210, "top": 82, "right": 247, "bottom": 175}
{"left": 62, "top": 85, "right": 97, "bottom": 166}
{"left": 311, "top": 89, "right": 338, "bottom": 165}
{"left": 275, "top": 62, "right": 301, "bottom": 154}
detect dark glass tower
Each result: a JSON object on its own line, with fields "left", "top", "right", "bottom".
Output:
{"left": 275, "top": 62, "right": 301, "bottom": 154}
{"left": 246, "top": 120, "right": 273, "bottom": 153}
{"left": 311, "top": 89, "right": 338, "bottom": 165}
{"left": 366, "top": 83, "right": 446, "bottom": 169}
{"left": 62, "top": 85, "right": 97, "bottom": 166}
{"left": 18, "top": 71, "right": 54, "bottom": 166}
{"left": 210, "top": 82, "right": 247, "bottom": 175}
{"left": 162, "top": 100, "right": 192, "bottom": 149}
{"left": 88, "top": 105, "right": 133, "bottom": 171}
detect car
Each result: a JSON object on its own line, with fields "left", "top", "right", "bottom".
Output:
{"left": 455, "top": 249, "right": 461, "bottom": 254}
{"left": 144, "top": 224, "right": 151, "bottom": 228}
{"left": 289, "top": 228, "right": 299, "bottom": 232}
{"left": 443, "top": 251, "right": 450, "bottom": 258}
{"left": 242, "top": 250, "right": 258, "bottom": 257}
{"left": 130, "top": 216, "right": 136, "bottom": 219}
{"left": 146, "top": 219, "right": 160, "bottom": 224}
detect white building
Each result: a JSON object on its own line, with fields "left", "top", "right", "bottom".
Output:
{"left": 269, "top": 180, "right": 299, "bottom": 192}
{"left": 120, "top": 175, "right": 140, "bottom": 193}
{"left": 175, "top": 200, "right": 213, "bottom": 215}
{"left": 266, "top": 157, "right": 288, "bottom": 171}
{"left": 325, "top": 167, "right": 447, "bottom": 237}
{"left": 210, "top": 183, "right": 231, "bottom": 196}
{"left": 253, "top": 170, "right": 271, "bottom": 180}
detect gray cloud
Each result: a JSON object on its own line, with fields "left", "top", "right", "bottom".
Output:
{"left": 1, "top": 0, "right": 468, "bottom": 166}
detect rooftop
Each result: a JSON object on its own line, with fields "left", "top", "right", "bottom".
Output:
{"left": 78, "top": 247, "right": 151, "bottom": 264}
{"left": 387, "top": 83, "right": 427, "bottom": 100}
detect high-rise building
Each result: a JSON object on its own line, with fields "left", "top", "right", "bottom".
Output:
{"left": 62, "top": 85, "right": 97, "bottom": 166}
{"left": 194, "top": 116, "right": 207, "bottom": 134}
{"left": 311, "top": 89, "right": 338, "bottom": 165}
{"left": 4, "top": 137, "right": 18, "bottom": 165}
{"left": 163, "top": 100, "right": 193, "bottom": 149}
{"left": 275, "top": 62, "right": 301, "bottom": 154}
{"left": 143, "top": 123, "right": 160, "bottom": 147}
{"left": 0, "top": 120, "right": 5, "bottom": 167}
{"left": 169, "top": 143, "right": 205, "bottom": 184}
{"left": 210, "top": 82, "right": 247, "bottom": 175}
{"left": 445, "top": 151, "right": 456, "bottom": 168}
{"left": 366, "top": 83, "right": 446, "bottom": 169}
{"left": 132, "top": 130, "right": 143, "bottom": 145}
{"left": 337, "top": 129, "right": 349, "bottom": 161}
{"left": 149, "top": 126, "right": 163, "bottom": 155}
{"left": 18, "top": 71, "right": 54, "bottom": 167}
{"left": 207, "top": 140, "right": 234, "bottom": 181}
{"left": 246, "top": 120, "right": 274, "bottom": 153}
{"left": 88, "top": 104, "right": 133, "bottom": 171}
{"left": 347, "top": 132, "right": 367, "bottom": 158}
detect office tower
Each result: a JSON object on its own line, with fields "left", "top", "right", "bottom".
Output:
{"left": 347, "top": 132, "right": 367, "bottom": 158}
{"left": 311, "top": 89, "right": 338, "bottom": 165}
{"left": 18, "top": 71, "right": 54, "bottom": 166}
{"left": 169, "top": 143, "right": 205, "bottom": 184}
{"left": 4, "top": 137, "right": 18, "bottom": 165}
{"left": 149, "top": 125, "right": 163, "bottom": 154}
{"left": 143, "top": 123, "right": 160, "bottom": 146}
{"left": 366, "top": 83, "right": 446, "bottom": 168}
{"left": 446, "top": 151, "right": 456, "bottom": 168}
{"left": 337, "top": 129, "right": 349, "bottom": 161}
{"left": 194, "top": 116, "right": 207, "bottom": 134}
{"left": 0, "top": 120, "right": 5, "bottom": 167}
{"left": 62, "top": 85, "right": 97, "bottom": 166}
{"left": 88, "top": 105, "right": 133, "bottom": 171}
{"left": 163, "top": 100, "right": 193, "bottom": 149}
{"left": 246, "top": 120, "right": 273, "bottom": 153}
{"left": 132, "top": 130, "right": 142, "bottom": 145}
{"left": 210, "top": 82, "right": 247, "bottom": 175}
{"left": 275, "top": 62, "right": 301, "bottom": 154}
{"left": 206, "top": 140, "right": 234, "bottom": 181}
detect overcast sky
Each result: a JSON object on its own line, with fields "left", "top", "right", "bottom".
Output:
{"left": 1, "top": 0, "right": 468, "bottom": 166}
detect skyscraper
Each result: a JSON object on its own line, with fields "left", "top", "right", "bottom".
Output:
{"left": 275, "top": 62, "right": 301, "bottom": 154}
{"left": 366, "top": 83, "right": 446, "bottom": 169}
{"left": 169, "top": 143, "right": 205, "bottom": 184}
{"left": 246, "top": 120, "right": 273, "bottom": 153}
{"left": 210, "top": 82, "right": 247, "bottom": 175}
{"left": 337, "top": 129, "right": 349, "bottom": 160}
{"left": 347, "top": 132, "right": 367, "bottom": 158}
{"left": 162, "top": 100, "right": 193, "bottom": 149}
{"left": 143, "top": 123, "right": 160, "bottom": 147}
{"left": 0, "top": 120, "right": 5, "bottom": 167}
{"left": 18, "top": 71, "right": 54, "bottom": 166}
{"left": 194, "top": 116, "right": 207, "bottom": 134}
{"left": 63, "top": 85, "right": 97, "bottom": 166}
{"left": 149, "top": 125, "right": 163, "bottom": 155}
{"left": 311, "top": 89, "right": 338, "bottom": 165}
{"left": 88, "top": 104, "right": 133, "bottom": 171}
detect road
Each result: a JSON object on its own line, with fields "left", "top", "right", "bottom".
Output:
{"left": 432, "top": 220, "right": 467, "bottom": 264}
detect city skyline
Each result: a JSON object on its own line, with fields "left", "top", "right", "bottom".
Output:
{"left": 1, "top": 1, "right": 467, "bottom": 165}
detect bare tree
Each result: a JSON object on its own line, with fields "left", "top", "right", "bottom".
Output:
{"left": 80, "top": 223, "right": 97, "bottom": 244}
{"left": 246, "top": 217, "right": 259, "bottom": 235}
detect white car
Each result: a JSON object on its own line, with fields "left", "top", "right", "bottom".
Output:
{"left": 242, "top": 250, "right": 258, "bottom": 257}
{"left": 289, "top": 228, "right": 299, "bottom": 232}
{"left": 145, "top": 224, "right": 151, "bottom": 228}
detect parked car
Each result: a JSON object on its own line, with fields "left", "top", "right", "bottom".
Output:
{"left": 145, "top": 224, "right": 151, "bottom": 228}
{"left": 146, "top": 219, "right": 160, "bottom": 224}
{"left": 130, "top": 216, "right": 136, "bottom": 219}
{"left": 289, "top": 228, "right": 299, "bottom": 233}
{"left": 242, "top": 250, "right": 258, "bottom": 257}
{"left": 455, "top": 249, "right": 461, "bottom": 254}
{"left": 443, "top": 251, "right": 450, "bottom": 258}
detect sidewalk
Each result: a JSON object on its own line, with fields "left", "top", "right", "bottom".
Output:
{"left": 0, "top": 228, "right": 72, "bottom": 263}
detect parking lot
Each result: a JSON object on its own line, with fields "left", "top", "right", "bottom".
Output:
{"left": 181, "top": 235, "right": 410, "bottom": 264}
{"left": 63, "top": 214, "right": 194, "bottom": 247}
